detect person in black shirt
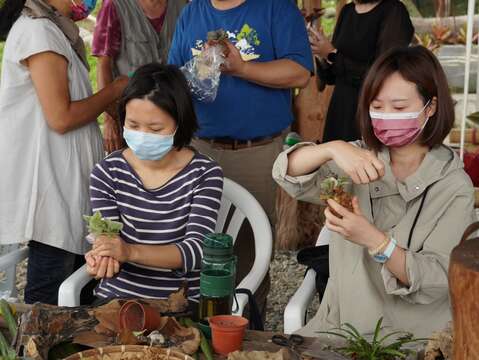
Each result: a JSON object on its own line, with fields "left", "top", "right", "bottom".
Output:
{"left": 309, "top": 0, "right": 414, "bottom": 142}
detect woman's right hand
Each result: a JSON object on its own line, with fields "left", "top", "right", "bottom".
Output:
{"left": 103, "top": 114, "right": 123, "bottom": 153}
{"left": 327, "top": 141, "right": 385, "bottom": 184}
{"left": 85, "top": 251, "right": 120, "bottom": 279}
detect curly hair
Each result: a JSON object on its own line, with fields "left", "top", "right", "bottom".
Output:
{"left": 0, "top": 0, "right": 26, "bottom": 41}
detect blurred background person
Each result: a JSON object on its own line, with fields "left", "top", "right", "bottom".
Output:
{"left": 92, "top": 0, "right": 188, "bottom": 153}
{"left": 0, "top": 0, "right": 127, "bottom": 304}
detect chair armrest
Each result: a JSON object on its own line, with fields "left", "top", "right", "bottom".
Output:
{"left": 232, "top": 256, "right": 270, "bottom": 317}
{"left": 58, "top": 264, "right": 91, "bottom": 307}
{"left": 284, "top": 268, "right": 317, "bottom": 334}
{"left": 0, "top": 247, "right": 29, "bottom": 271}
{"left": 232, "top": 293, "right": 249, "bottom": 317}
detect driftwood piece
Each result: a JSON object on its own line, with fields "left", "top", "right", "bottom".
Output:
{"left": 449, "top": 222, "right": 479, "bottom": 360}
{"left": 424, "top": 322, "right": 453, "bottom": 360}
{"left": 16, "top": 286, "right": 189, "bottom": 360}
{"left": 17, "top": 304, "right": 96, "bottom": 360}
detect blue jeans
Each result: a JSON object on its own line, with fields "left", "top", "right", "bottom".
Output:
{"left": 25, "top": 241, "right": 84, "bottom": 305}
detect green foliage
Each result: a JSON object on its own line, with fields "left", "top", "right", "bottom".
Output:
{"left": 320, "top": 176, "right": 349, "bottom": 196}
{"left": 84, "top": 211, "right": 123, "bottom": 237}
{"left": 318, "top": 318, "right": 427, "bottom": 360}
{"left": 0, "top": 300, "right": 17, "bottom": 360}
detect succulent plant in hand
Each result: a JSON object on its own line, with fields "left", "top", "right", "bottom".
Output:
{"left": 320, "top": 176, "right": 353, "bottom": 216}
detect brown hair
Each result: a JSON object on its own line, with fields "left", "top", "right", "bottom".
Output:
{"left": 357, "top": 46, "right": 455, "bottom": 152}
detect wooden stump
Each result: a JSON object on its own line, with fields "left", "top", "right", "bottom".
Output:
{"left": 449, "top": 222, "right": 479, "bottom": 360}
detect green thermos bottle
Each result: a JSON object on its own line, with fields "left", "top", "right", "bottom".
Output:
{"left": 199, "top": 233, "right": 237, "bottom": 321}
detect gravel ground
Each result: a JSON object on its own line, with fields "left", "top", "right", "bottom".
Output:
{"left": 265, "top": 250, "right": 320, "bottom": 333}
{"left": 13, "top": 252, "right": 319, "bottom": 333}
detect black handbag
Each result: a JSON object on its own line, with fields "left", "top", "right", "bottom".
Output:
{"left": 297, "top": 244, "right": 330, "bottom": 299}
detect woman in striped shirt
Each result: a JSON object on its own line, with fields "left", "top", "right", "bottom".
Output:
{"left": 85, "top": 63, "right": 224, "bottom": 302}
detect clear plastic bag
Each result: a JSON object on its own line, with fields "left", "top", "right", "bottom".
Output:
{"left": 181, "top": 45, "right": 226, "bottom": 103}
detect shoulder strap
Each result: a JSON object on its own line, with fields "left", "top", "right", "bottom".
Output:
{"left": 408, "top": 184, "right": 433, "bottom": 249}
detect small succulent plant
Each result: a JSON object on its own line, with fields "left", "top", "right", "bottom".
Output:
{"left": 320, "top": 176, "right": 353, "bottom": 213}
{"left": 319, "top": 318, "right": 427, "bottom": 360}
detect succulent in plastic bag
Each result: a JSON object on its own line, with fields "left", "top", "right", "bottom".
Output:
{"left": 181, "top": 29, "right": 229, "bottom": 103}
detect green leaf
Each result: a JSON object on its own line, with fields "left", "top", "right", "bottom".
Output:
{"left": 377, "top": 331, "right": 412, "bottom": 346}
{"left": 378, "top": 348, "right": 409, "bottom": 358}
{"left": 372, "top": 317, "right": 383, "bottom": 345}
{"left": 343, "top": 322, "right": 363, "bottom": 340}
{"left": 84, "top": 211, "right": 123, "bottom": 237}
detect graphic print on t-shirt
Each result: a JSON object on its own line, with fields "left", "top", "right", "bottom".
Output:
{"left": 191, "top": 24, "right": 261, "bottom": 61}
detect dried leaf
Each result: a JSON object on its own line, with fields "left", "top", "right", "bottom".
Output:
{"left": 160, "top": 317, "right": 201, "bottom": 355}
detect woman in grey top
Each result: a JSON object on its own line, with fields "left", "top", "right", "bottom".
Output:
{"left": 273, "top": 46, "right": 475, "bottom": 337}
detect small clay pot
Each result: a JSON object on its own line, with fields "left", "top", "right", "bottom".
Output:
{"left": 209, "top": 315, "right": 249, "bottom": 356}
{"left": 119, "top": 300, "right": 163, "bottom": 332}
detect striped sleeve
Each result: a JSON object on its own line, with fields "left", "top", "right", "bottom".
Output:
{"left": 89, "top": 161, "right": 120, "bottom": 221}
{"left": 175, "top": 165, "right": 224, "bottom": 272}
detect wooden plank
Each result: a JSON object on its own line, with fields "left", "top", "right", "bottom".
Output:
{"left": 204, "top": 331, "right": 349, "bottom": 359}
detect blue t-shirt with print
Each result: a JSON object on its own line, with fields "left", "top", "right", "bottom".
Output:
{"left": 168, "top": 0, "right": 313, "bottom": 140}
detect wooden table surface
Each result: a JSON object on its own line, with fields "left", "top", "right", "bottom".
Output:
{"left": 204, "top": 330, "right": 349, "bottom": 360}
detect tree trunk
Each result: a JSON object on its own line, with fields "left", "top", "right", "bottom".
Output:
{"left": 275, "top": 0, "right": 330, "bottom": 251}
{"left": 449, "top": 222, "right": 479, "bottom": 360}
{"left": 412, "top": 15, "right": 479, "bottom": 34}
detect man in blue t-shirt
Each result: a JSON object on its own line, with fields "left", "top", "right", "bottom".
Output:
{"left": 168, "top": 0, "right": 313, "bottom": 319}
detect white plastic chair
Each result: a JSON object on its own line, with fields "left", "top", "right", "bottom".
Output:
{"left": 283, "top": 226, "right": 331, "bottom": 334}
{"left": 58, "top": 177, "right": 273, "bottom": 317}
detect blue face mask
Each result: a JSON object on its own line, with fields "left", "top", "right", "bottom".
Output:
{"left": 123, "top": 127, "right": 175, "bottom": 161}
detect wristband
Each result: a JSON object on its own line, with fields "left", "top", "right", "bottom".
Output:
{"left": 373, "top": 237, "right": 397, "bottom": 264}
{"left": 368, "top": 236, "right": 389, "bottom": 256}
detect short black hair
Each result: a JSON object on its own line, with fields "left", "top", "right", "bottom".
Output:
{"left": 118, "top": 63, "right": 199, "bottom": 149}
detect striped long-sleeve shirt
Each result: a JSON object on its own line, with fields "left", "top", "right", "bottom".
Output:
{"left": 89, "top": 150, "right": 223, "bottom": 301}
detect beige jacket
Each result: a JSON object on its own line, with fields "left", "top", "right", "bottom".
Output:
{"left": 273, "top": 142, "right": 476, "bottom": 338}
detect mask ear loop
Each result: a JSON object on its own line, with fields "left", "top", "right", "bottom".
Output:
{"left": 407, "top": 100, "right": 432, "bottom": 145}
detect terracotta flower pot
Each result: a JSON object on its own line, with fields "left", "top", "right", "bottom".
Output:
{"left": 209, "top": 315, "right": 249, "bottom": 355}
{"left": 119, "top": 300, "right": 163, "bottom": 332}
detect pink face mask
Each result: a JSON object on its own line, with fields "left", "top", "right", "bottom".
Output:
{"left": 370, "top": 101, "right": 430, "bottom": 148}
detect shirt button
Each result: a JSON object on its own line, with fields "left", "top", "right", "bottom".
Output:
{"left": 375, "top": 187, "right": 380, "bottom": 192}
{"left": 415, "top": 186, "right": 420, "bottom": 190}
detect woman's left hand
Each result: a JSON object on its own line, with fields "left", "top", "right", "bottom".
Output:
{"left": 92, "top": 235, "right": 132, "bottom": 263}
{"left": 324, "top": 197, "right": 387, "bottom": 250}
{"left": 308, "top": 27, "right": 335, "bottom": 59}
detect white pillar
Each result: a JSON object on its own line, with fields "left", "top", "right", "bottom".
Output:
{"left": 460, "top": 0, "right": 477, "bottom": 159}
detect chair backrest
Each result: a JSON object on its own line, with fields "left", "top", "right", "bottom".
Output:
{"left": 315, "top": 226, "right": 332, "bottom": 247}
{"left": 215, "top": 178, "right": 273, "bottom": 287}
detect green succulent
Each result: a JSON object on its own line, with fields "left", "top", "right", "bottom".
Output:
{"left": 83, "top": 211, "right": 123, "bottom": 237}
{"left": 207, "top": 29, "right": 228, "bottom": 42}
{"left": 320, "top": 176, "right": 349, "bottom": 197}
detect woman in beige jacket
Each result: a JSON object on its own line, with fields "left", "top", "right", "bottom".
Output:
{"left": 273, "top": 46, "right": 475, "bottom": 338}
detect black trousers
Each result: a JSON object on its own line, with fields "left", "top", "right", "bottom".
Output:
{"left": 25, "top": 241, "right": 94, "bottom": 305}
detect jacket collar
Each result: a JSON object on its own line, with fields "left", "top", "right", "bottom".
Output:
{"left": 369, "top": 145, "right": 461, "bottom": 202}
